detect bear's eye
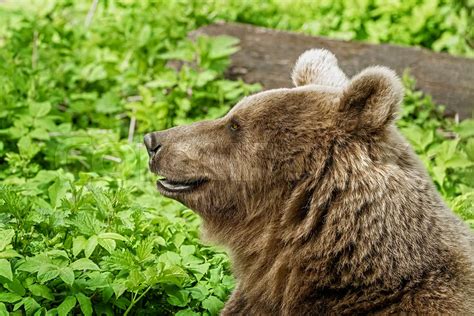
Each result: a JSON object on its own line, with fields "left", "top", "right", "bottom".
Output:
{"left": 229, "top": 119, "right": 240, "bottom": 132}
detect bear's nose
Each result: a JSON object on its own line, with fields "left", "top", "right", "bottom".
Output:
{"left": 144, "top": 133, "right": 162, "bottom": 157}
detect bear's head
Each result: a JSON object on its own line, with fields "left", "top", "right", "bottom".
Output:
{"left": 144, "top": 49, "right": 403, "bottom": 239}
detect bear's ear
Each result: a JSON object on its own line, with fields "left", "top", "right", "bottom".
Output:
{"left": 339, "top": 66, "right": 403, "bottom": 131}
{"left": 292, "top": 49, "right": 348, "bottom": 88}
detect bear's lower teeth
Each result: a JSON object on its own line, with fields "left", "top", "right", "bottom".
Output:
{"left": 159, "top": 179, "right": 193, "bottom": 191}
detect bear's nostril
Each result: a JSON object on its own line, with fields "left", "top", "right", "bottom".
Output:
{"left": 144, "top": 133, "right": 162, "bottom": 157}
{"left": 150, "top": 144, "right": 162, "bottom": 156}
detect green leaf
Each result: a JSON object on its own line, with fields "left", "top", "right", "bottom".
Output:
{"left": 16, "top": 257, "right": 46, "bottom": 273}
{"left": 37, "top": 264, "right": 60, "bottom": 284}
{"left": 208, "top": 36, "right": 240, "bottom": 59}
{"left": 158, "top": 251, "right": 182, "bottom": 267}
{"left": 180, "top": 245, "right": 196, "bottom": 257}
{"left": 17, "top": 136, "right": 40, "bottom": 158}
{"left": 0, "top": 229, "right": 15, "bottom": 251}
{"left": 188, "top": 263, "right": 210, "bottom": 280}
{"left": 59, "top": 267, "right": 75, "bottom": 286}
{"left": 0, "top": 292, "right": 22, "bottom": 303}
{"left": 111, "top": 282, "right": 127, "bottom": 299}
{"left": 57, "top": 296, "right": 76, "bottom": 316}
{"left": 30, "top": 128, "right": 50, "bottom": 140}
{"left": 0, "top": 259, "right": 12, "bottom": 282}
{"left": 22, "top": 297, "right": 41, "bottom": 315}
{"left": 95, "top": 92, "right": 121, "bottom": 114}
{"left": 98, "top": 238, "right": 116, "bottom": 254}
{"left": 29, "top": 101, "right": 51, "bottom": 117}
{"left": 72, "top": 236, "right": 87, "bottom": 257}
{"left": 444, "top": 156, "right": 473, "bottom": 169}
{"left": 0, "top": 303, "right": 7, "bottom": 316}
{"left": 454, "top": 119, "right": 474, "bottom": 138}
{"left": 166, "top": 289, "right": 189, "bottom": 307}
{"left": 202, "top": 295, "right": 224, "bottom": 315}
{"left": 76, "top": 293, "right": 93, "bottom": 316}
{"left": 48, "top": 177, "right": 68, "bottom": 208}
{"left": 188, "top": 283, "right": 209, "bottom": 301}
{"left": 28, "top": 284, "right": 54, "bottom": 300}
{"left": 98, "top": 232, "right": 127, "bottom": 241}
{"left": 465, "top": 139, "right": 474, "bottom": 161}
{"left": 172, "top": 234, "right": 186, "bottom": 248}
{"left": 85, "top": 235, "right": 98, "bottom": 258}
{"left": 401, "top": 125, "right": 433, "bottom": 152}
{"left": 0, "top": 249, "right": 21, "bottom": 259}
{"left": 70, "top": 258, "right": 100, "bottom": 271}
{"left": 4, "top": 278, "right": 25, "bottom": 296}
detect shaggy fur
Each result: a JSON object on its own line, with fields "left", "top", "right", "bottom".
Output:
{"left": 145, "top": 49, "right": 474, "bottom": 315}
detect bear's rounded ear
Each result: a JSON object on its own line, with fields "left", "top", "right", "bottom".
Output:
{"left": 292, "top": 49, "right": 348, "bottom": 88}
{"left": 339, "top": 66, "right": 403, "bottom": 131}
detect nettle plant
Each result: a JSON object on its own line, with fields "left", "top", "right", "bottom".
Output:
{"left": 0, "top": 4, "right": 257, "bottom": 314}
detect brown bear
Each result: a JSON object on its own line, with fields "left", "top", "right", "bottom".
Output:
{"left": 144, "top": 49, "right": 474, "bottom": 315}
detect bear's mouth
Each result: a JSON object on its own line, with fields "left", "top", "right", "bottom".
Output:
{"left": 156, "top": 177, "right": 208, "bottom": 194}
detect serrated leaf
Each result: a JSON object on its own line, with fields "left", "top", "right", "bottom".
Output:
{"left": 59, "top": 267, "right": 75, "bottom": 286}
{"left": 57, "top": 296, "right": 76, "bottom": 316}
{"left": 0, "top": 259, "right": 12, "bottom": 282}
{"left": 23, "top": 297, "right": 41, "bottom": 315}
{"left": 208, "top": 36, "right": 240, "bottom": 59}
{"left": 76, "top": 293, "right": 92, "bottom": 316}
{"left": 85, "top": 235, "right": 98, "bottom": 258}
{"left": 70, "top": 258, "right": 100, "bottom": 271}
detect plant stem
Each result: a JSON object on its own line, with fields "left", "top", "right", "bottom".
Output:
{"left": 123, "top": 286, "right": 151, "bottom": 316}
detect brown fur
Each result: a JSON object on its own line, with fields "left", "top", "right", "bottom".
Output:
{"left": 145, "top": 49, "right": 474, "bottom": 315}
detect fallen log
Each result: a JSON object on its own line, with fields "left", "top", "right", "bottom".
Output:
{"left": 192, "top": 22, "right": 473, "bottom": 119}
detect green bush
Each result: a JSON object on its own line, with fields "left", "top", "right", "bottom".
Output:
{"left": 0, "top": 1, "right": 472, "bottom": 315}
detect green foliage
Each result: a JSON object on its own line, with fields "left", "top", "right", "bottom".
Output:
{"left": 399, "top": 74, "right": 474, "bottom": 228}
{"left": 0, "top": 0, "right": 472, "bottom": 315}
{"left": 212, "top": 0, "right": 474, "bottom": 57}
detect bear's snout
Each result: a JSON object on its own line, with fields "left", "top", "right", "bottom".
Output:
{"left": 144, "top": 132, "right": 162, "bottom": 158}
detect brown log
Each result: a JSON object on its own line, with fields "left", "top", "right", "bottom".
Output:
{"left": 191, "top": 22, "right": 473, "bottom": 119}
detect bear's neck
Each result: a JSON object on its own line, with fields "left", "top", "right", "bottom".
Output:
{"left": 219, "top": 132, "right": 454, "bottom": 312}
